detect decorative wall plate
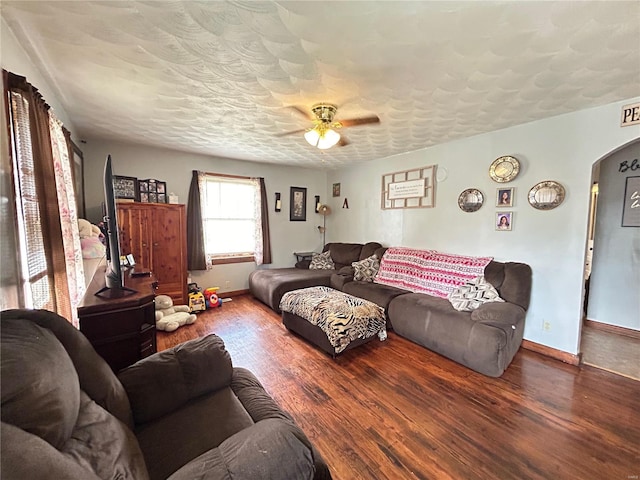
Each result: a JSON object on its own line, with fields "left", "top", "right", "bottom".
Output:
{"left": 528, "top": 180, "right": 565, "bottom": 210}
{"left": 457, "top": 188, "right": 484, "bottom": 212}
{"left": 489, "top": 155, "right": 520, "bottom": 183}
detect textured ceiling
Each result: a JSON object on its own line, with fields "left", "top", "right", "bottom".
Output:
{"left": 2, "top": 1, "right": 640, "bottom": 168}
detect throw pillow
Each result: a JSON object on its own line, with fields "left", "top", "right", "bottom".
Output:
{"left": 309, "top": 251, "right": 335, "bottom": 270}
{"left": 352, "top": 254, "right": 380, "bottom": 282}
{"left": 448, "top": 276, "right": 504, "bottom": 312}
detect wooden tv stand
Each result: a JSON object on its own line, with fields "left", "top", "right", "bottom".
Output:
{"left": 78, "top": 267, "right": 158, "bottom": 372}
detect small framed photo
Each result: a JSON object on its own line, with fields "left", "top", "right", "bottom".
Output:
{"left": 157, "top": 181, "right": 166, "bottom": 194}
{"left": 290, "top": 186, "right": 307, "bottom": 221}
{"left": 139, "top": 180, "right": 148, "bottom": 192}
{"left": 157, "top": 193, "right": 166, "bottom": 203}
{"left": 496, "top": 187, "right": 514, "bottom": 207}
{"left": 113, "top": 176, "right": 138, "bottom": 200}
{"left": 332, "top": 183, "right": 341, "bottom": 197}
{"left": 140, "top": 192, "right": 149, "bottom": 203}
{"left": 496, "top": 212, "right": 513, "bottom": 231}
{"left": 149, "top": 192, "right": 157, "bottom": 203}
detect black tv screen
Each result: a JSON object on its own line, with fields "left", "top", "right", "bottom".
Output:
{"left": 95, "top": 155, "right": 135, "bottom": 298}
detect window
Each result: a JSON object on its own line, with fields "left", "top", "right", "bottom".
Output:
{"left": 201, "top": 174, "right": 259, "bottom": 263}
{"left": 7, "top": 89, "right": 52, "bottom": 310}
{"left": 3, "top": 70, "right": 83, "bottom": 325}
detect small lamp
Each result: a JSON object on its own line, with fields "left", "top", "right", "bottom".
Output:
{"left": 317, "top": 204, "right": 332, "bottom": 246}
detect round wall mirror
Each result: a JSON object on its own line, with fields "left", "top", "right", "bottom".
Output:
{"left": 528, "top": 180, "right": 565, "bottom": 210}
{"left": 458, "top": 188, "right": 484, "bottom": 212}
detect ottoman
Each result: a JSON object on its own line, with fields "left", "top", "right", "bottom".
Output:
{"left": 279, "top": 286, "right": 387, "bottom": 357}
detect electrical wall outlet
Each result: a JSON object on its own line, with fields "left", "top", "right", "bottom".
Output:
{"left": 543, "top": 321, "right": 551, "bottom": 332}
{"left": 225, "top": 280, "right": 231, "bottom": 288}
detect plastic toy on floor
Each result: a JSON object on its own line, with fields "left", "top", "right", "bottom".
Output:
{"left": 188, "top": 283, "right": 207, "bottom": 313}
{"left": 204, "top": 287, "right": 223, "bottom": 308}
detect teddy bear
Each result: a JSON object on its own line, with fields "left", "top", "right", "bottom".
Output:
{"left": 78, "top": 218, "right": 102, "bottom": 239}
{"left": 77, "top": 218, "right": 106, "bottom": 259}
{"left": 154, "top": 294, "right": 197, "bottom": 332}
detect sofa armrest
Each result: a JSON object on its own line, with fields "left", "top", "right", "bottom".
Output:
{"left": 168, "top": 419, "right": 316, "bottom": 480}
{"left": 330, "top": 267, "right": 354, "bottom": 291}
{"left": 231, "top": 367, "right": 294, "bottom": 423}
{"left": 470, "top": 302, "right": 526, "bottom": 329}
{"left": 118, "top": 335, "right": 233, "bottom": 425}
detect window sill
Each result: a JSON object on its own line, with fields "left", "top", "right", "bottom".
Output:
{"left": 210, "top": 256, "right": 255, "bottom": 265}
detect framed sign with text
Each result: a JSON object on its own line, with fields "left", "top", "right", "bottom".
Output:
{"left": 621, "top": 176, "right": 640, "bottom": 227}
{"left": 381, "top": 165, "right": 437, "bottom": 209}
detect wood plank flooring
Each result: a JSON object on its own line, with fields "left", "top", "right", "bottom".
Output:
{"left": 157, "top": 295, "right": 640, "bottom": 480}
{"left": 581, "top": 324, "right": 640, "bottom": 380}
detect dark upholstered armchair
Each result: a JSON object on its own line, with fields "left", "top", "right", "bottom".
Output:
{"left": 1, "top": 309, "right": 331, "bottom": 480}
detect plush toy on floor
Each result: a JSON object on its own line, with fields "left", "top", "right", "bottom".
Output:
{"left": 155, "top": 294, "right": 197, "bottom": 332}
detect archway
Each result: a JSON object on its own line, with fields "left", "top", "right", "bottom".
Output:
{"left": 580, "top": 138, "right": 640, "bottom": 379}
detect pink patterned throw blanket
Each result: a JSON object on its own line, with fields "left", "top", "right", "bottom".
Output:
{"left": 374, "top": 247, "right": 493, "bottom": 298}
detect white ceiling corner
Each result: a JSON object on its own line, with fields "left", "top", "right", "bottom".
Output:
{"left": 2, "top": 1, "right": 639, "bottom": 169}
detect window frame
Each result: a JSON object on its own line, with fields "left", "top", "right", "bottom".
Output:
{"left": 200, "top": 173, "right": 258, "bottom": 265}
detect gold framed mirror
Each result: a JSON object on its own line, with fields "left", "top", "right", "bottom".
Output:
{"left": 458, "top": 188, "right": 484, "bottom": 212}
{"left": 528, "top": 180, "right": 565, "bottom": 210}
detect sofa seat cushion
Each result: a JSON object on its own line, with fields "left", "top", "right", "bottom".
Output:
{"left": 249, "top": 268, "right": 334, "bottom": 312}
{"left": 388, "top": 293, "right": 525, "bottom": 377}
{"left": 343, "top": 281, "right": 409, "bottom": 312}
{"left": 136, "top": 387, "right": 254, "bottom": 480}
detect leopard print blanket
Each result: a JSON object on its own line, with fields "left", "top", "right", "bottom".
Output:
{"left": 280, "top": 286, "right": 387, "bottom": 354}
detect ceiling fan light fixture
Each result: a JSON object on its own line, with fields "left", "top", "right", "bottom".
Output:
{"left": 317, "top": 128, "right": 340, "bottom": 149}
{"left": 305, "top": 126, "right": 340, "bottom": 149}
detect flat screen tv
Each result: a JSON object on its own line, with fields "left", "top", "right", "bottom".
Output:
{"left": 95, "top": 155, "right": 136, "bottom": 298}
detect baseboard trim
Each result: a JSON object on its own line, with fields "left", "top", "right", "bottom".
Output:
{"left": 521, "top": 340, "right": 581, "bottom": 366}
{"left": 219, "top": 289, "right": 249, "bottom": 298}
{"left": 584, "top": 319, "right": 640, "bottom": 340}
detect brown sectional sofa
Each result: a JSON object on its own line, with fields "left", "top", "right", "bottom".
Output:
{"left": 250, "top": 243, "right": 532, "bottom": 377}
{"left": 249, "top": 242, "right": 382, "bottom": 312}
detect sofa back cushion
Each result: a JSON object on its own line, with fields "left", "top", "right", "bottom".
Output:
{"left": 323, "top": 243, "right": 364, "bottom": 270}
{"left": 119, "top": 334, "right": 233, "bottom": 425}
{"left": 359, "top": 242, "right": 383, "bottom": 261}
{"left": 484, "top": 261, "right": 532, "bottom": 310}
{"left": 1, "top": 319, "right": 80, "bottom": 449}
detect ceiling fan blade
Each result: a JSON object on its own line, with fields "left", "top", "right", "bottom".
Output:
{"left": 338, "top": 136, "right": 350, "bottom": 147}
{"left": 275, "top": 128, "right": 308, "bottom": 137}
{"left": 339, "top": 115, "right": 380, "bottom": 128}
{"left": 286, "top": 105, "right": 314, "bottom": 121}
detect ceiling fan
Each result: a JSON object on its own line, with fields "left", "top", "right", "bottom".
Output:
{"left": 277, "top": 103, "right": 380, "bottom": 149}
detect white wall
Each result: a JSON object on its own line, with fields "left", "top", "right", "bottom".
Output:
{"left": 587, "top": 141, "right": 640, "bottom": 330}
{"left": 1, "top": 18, "right": 77, "bottom": 138}
{"left": 327, "top": 99, "right": 640, "bottom": 355}
{"left": 81, "top": 139, "right": 327, "bottom": 294}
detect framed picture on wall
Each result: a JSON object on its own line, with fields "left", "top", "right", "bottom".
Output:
{"left": 496, "top": 187, "right": 514, "bottom": 207}
{"left": 290, "top": 186, "right": 307, "bottom": 221}
{"left": 496, "top": 212, "right": 513, "bottom": 231}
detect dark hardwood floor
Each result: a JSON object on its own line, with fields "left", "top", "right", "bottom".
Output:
{"left": 157, "top": 295, "right": 640, "bottom": 480}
